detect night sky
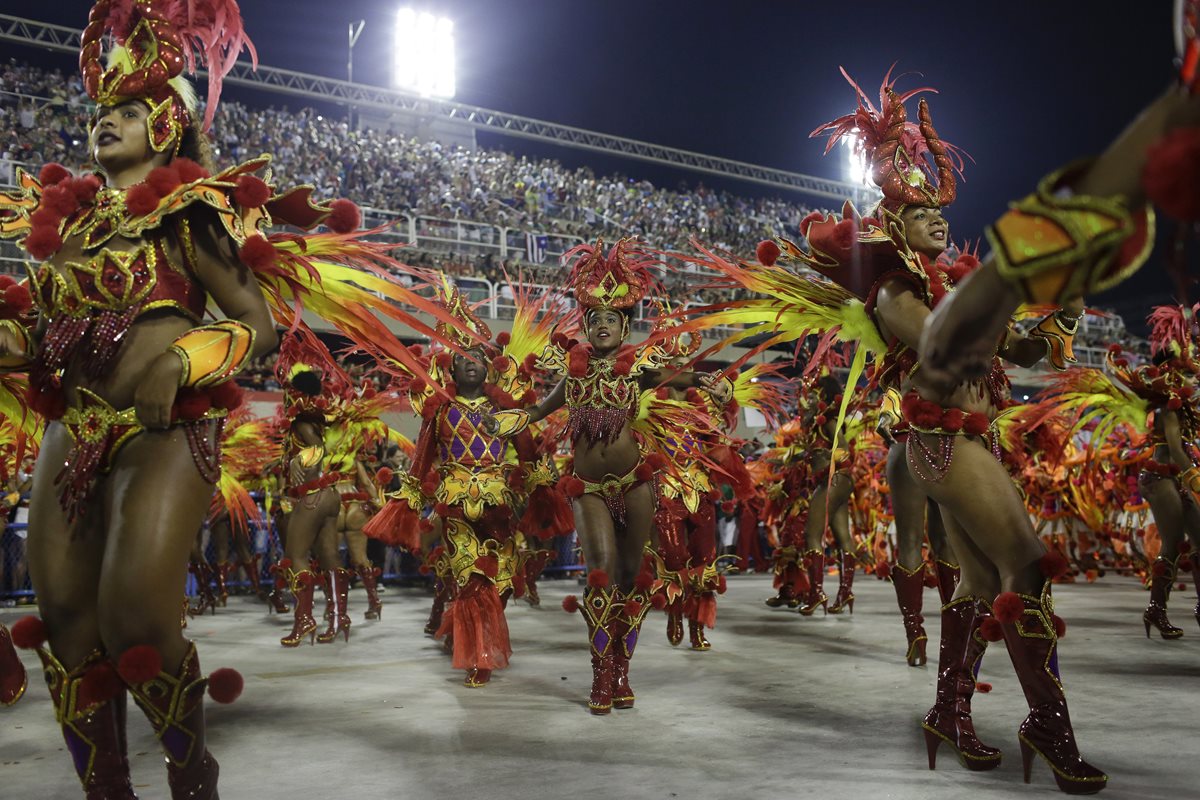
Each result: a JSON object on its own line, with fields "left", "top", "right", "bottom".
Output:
{"left": 3, "top": 1, "right": 1187, "bottom": 327}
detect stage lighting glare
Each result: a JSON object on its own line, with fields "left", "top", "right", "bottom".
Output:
{"left": 394, "top": 7, "right": 457, "bottom": 98}
{"left": 842, "top": 129, "right": 868, "bottom": 186}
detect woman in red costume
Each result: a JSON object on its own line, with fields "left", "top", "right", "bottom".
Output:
{"left": 0, "top": 3, "right": 461, "bottom": 794}
{"left": 367, "top": 280, "right": 569, "bottom": 686}
{"left": 488, "top": 239, "right": 730, "bottom": 714}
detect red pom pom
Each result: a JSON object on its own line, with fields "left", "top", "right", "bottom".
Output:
{"left": 234, "top": 175, "right": 271, "bottom": 207}
{"left": 206, "top": 668, "right": 244, "bottom": 704}
{"left": 876, "top": 562, "right": 892, "bottom": 580}
{"left": 559, "top": 475, "right": 585, "bottom": 497}
{"left": 67, "top": 174, "right": 102, "bottom": 204}
{"left": 991, "top": 592, "right": 1025, "bottom": 624}
{"left": 375, "top": 467, "right": 394, "bottom": 486}
{"left": 944, "top": 254, "right": 979, "bottom": 282}
{"left": 1040, "top": 549, "right": 1070, "bottom": 579}
{"left": 209, "top": 381, "right": 244, "bottom": 411}
{"left": 1050, "top": 614, "right": 1067, "bottom": 638}
{"left": 327, "top": 199, "right": 361, "bottom": 233}
{"left": 494, "top": 331, "right": 511, "bottom": 347}
{"left": 1145, "top": 366, "right": 1161, "bottom": 379}
{"left": 756, "top": 239, "right": 781, "bottom": 266}
{"left": 1107, "top": 343, "right": 1123, "bottom": 354}
{"left": 238, "top": 235, "right": 278, "bottom": 270}
{"left": 78, "top": 662, "right": 123, "bottom": 708}
{"left": 173, "top": 390, "right": 213, "bottom": 420}
{"left": 474, "top": 556, "right": 499, "bottom": 578}
{"left": 650, "top": 594, "right": 668, "bottom": 610}
{"left": 420, "top": 475, "right": 440, "bottom": 495}
{"left": 146, "top": 165, "right": 182, "bottom": 197}
{"left": 1167, "top": 397, "right": 1183, "bottom": 411}
{"left": 963, "top": 413, "right": 990, "bottom": 436}
{"left": 492, "top": 355, "right": 512, "bottom": 372}
{"left": 40, "top": 184, "right": 79, "bottom": 217}
{"left": 622, "top": 599, "right": 642, "bottom": 617}
{"left": 979, "top": 616, "right": 1005, "bottom": 642}
{"left": 634, "top": 462, "right": 654, "bottom": 481}
{"left": 433, "top": 502, "right": 451, "bottom": 517}
{"left": 923, "top": 571, "right": 939, "bottom": 588}
{"left": 587, "top": 569, "right": 610, "bottom": 589}
{"left": 23, "top": 224, "right": 63, "bottom": 260}
{"left": 10, "top": 615, "right": 47, "bottom": 649}
{"left": 1143, "top": 127, "right": 1200, "bottom": 221}
{"left": 814, "top": 415, "right": 827, "bottom": 426}
{"left": 125, "top": 183, "right": 160, "bottom": 216}
{"left": 634, "top": 571, "right": 654, "bottom": 591}
{"left": 798, "top": 211, "right": 826, "bottom": 238}
{"left": 3, "top": 283, "right": 32, "bottom": 315}
{"left": 1181, "top": 541, "right": 1193, "bottom": 555}
{"left": 434, "top": 352, "right": 453, "bottom": 371}
{"left": 562, "top": 595, "right": 579, "bottom": 613}
{"left": 974, "top": 681, "right": 993, "bottom": 694}
{"left": 522, "top": 353, "right": 538, "bottom": 374}
{"left": 38, "top": 163, "right": 71, "bottom": 186}
{"left": 830, "top": 219, "right": 857, "bottom": 252}
{"left": 1152, "top": 559, "right": 1171, "bottom": 577}
{"left": 612, "top": 356, "right": 633, "bottom": 376}
{"left": 174, "top": 158, "right": 209, "bottom": 183}
{"left": 941, "top": 408, "right": 965, "bottom": 433}
{"left": 117, "top": 645, "right": 163, "bottom": 684}
{"left": 409, "top": 378, "right": 426, "bottom": 395}
{"left": 645, "top": 453, "right": 669, "bottom": 471}
{"left": 567, "top": 345, "right": 590, "bottom": 378}
{"left": 277, "top": 558, "right": 293, "bottom": 571}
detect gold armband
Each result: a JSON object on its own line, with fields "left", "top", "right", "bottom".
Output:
{"left": 1027, "top": 311, "right": 1079, "bottom": 371}
{"left": 0, "top": 319, "right": 31, "bottom": 370}
{"left": 879, "top": 388, "right": 902, "bottom": 420}
{"left": 491, "top": 409, "right": 530, "bottom": 438}
{"left": 986, "top": 164, "right": 1153, "bottom": 304}
{"left": 168, "top": 320, "right": 255, "bottom": 388}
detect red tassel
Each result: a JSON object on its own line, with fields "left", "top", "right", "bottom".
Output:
{"left": 562, "top": 595, "right": 579, "bottom": 613}
{"left": 10, "top": 615, "right": 47, "bottom": 649}
{"left": 206, "top": 668, "right": 244, "bottom": 704}
{"left": 991, "top": 592, "right": 1025, "bottom": 624}
{"left": 117, "top": 645, "right": 163, "bottom": 684}
{"left": 587, "top": 570, "right": 610, "bottom": 589}
{"left": 756, "top": 239, "right": 781, "bottom": 265}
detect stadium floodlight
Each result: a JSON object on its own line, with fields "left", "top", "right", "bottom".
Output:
{"left": 842, "top": 128, "right": 868, "bottom": 186}
{"left": 394, "top": 7, "right": 456, "bottom": 98}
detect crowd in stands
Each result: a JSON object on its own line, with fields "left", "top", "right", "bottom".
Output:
{"left": 0, "top": 60, "right": 1144, "bottom": 356}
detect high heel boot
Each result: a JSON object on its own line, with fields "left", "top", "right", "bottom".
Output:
{"left": 358, "top": 564, "right": 383, "bottom": 620}
{"left": 934, "top": 559, "right": 961, "bottom": 607}
{"left": 187, "top": 561, "right": 218, "bottom": 617}
{"left": 425, "top": 576, "right": 449, "bottom": 636}
{"left": 213, "top": 562, "right": 232, "bottom": 607}
{"left": 921, "top": 597, "right": 1001, "bottom": 771}
{"left": 999, "top": 584, "right": 1107, "bottom": 795}
{"left": 240, "top": 555, "right": 265, "bottom": 600}
{"left": 38, "top": 648, "right": 138, "bottom": 798}
{"left": 891, "top": 563, "right": 928, "bottom": 666}
{"left": 665, "top": 598, "right": 684, "bottom": 645}
{"left": 797, "top": 549, "right": 828, "bottom": 616}
{"left": 123, "top": 643, "right": 220, "bottom": 800}
{"left": 280, "top": 568, "right": 317, "bottom": 647}
{"left": 572, "top": 581, "right": 618, "bottom": 715}
{"left": 266, "top": 560, "right": 291, "bottom": 614}
{"left": 610, "top": 588, "right": 650, "bottom": 709}
{"left": 0, "top": 623, "right": 27, "bottom": 706}
{"left": 317, "top": 568, "right": 353, "bottom": 643}
{"left": 828, "top": 550, "right": 857, "bottom": 614}
{"left": 1143, "top": 557, "right": 1183, "bottom": 639}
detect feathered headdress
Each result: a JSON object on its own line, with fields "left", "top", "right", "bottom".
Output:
{"left": 433, "top": 276, "right": 493, "bottom": 352}
{"left": 564, "top": 238, "right": 659, "bottom": 311}
{"left": 80, "top": 0, "right": 256, "bottom": 149}
{"left": 810, "top": 66, "right": 966, "bottom": 214}
{"left": 1147, "top": 303, "right": 1200, "bottom": 372}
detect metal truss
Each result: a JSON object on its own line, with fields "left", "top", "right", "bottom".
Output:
{"left": 0, "top": 14, "right": 875, "bottom": 205}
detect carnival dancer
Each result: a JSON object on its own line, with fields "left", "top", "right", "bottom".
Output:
{"left": 0, "top": 2, "right": 464, "bottom": 793}
{"left": 367, "top": 278, "right": 568, "bottom": 686}
{"left": 486, "top": 239, "right": 731, "bottom": 714}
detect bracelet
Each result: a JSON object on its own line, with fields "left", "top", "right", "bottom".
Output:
{"left": 169, "top": 320, "right": 255, "bottom": 388}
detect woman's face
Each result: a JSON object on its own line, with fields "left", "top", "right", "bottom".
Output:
{"left": 585, "top": 308, "right": 627, "bottom": 353}
{"left": 452, "top": 347, "right": 487, "bottom": 391}
{"left": 90, "top": 101, "right": 162, "bottom": 174}
{"left": 900, "top": 205, "right": 949, "bottom": 257}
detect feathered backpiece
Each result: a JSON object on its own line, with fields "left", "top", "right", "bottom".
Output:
{"left": 564, "top": 237, "right": 659, "bottom": 311}
{"left": 1147, "top": 303, "right": 1200, "bottom": 372}
{"left": 80, "top": 0, "right": 257, "bottom": 134}
{"left": 810, "top": 66, "right": 966, "bottom": 213}
{"left": 433, "top": 276, "right": 492, "bottom": 352}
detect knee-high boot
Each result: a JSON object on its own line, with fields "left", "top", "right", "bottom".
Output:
{"left": 610, "top": 588, "right": 651, "bottom": 709}
{"left": 239, "top": 555, "right": 264, "bottom": 599}
{"left": 934, "top": 559, "right": 961, "bottom": 607}
{"left": 891, "top": 563, "right": 928, "bottom": 666}
{"left": 997, "top": 584, "right": 1107, "bottom": 794}
{"left": 0, "top": 623, "right": 27, "bottom": 706}
{"left": 265, "top": 560, "right": 291, "bottom": 614}
{"left": 317, "top": 568, "right": 353, "bottom": 643}
{"left": 187, "top": 561, "right": 218, "bottom": 617}
{"left": 425, "top": 575, "right": 450, "bottom": 636}
{"left": 829, "top": 550, "right": 857, "bottom": 614}
{"left": 280, "top": 568, "right": 317, "bottom": 647}
{"left": 357, "top": 564, "right": 383, "bottom": 620}
{"left": 564, "top": 577, "right": 618, "bottom": 715}
{"left": 798, "top": 549, "right": 828, "bottom": 616}
{"left": 921, "top": 598, "right": 1001, "bottom": 771}
{"left": 123, "top": 644, "right": 220, "bottom": 800}
{"left": 1143, "top": 556, "right": 1183, "bottom": 639}
{"left": 38, "top": 648, "right": 138, "bottom": 798}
